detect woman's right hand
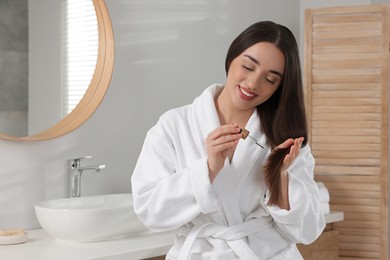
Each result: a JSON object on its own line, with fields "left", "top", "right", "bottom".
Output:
{"left": 205, "top": 124, "right": 242, "bottom": 183}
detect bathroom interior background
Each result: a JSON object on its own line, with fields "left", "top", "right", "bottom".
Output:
{"left": 0, "top": 0, "right": 388, "bottom": 232}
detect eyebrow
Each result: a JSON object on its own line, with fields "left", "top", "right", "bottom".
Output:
{"left": 243, "top": 54, "right": 284, "bottom": 78}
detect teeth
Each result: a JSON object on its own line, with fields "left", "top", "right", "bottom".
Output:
{"left": 240, "top": 87, "right": 254, "bottom": 97}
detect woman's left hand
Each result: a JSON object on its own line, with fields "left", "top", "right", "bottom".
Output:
{"left": 274, "top": 137, "right": 304, "bottom": 210}
{"left": 277, "top": 137, "right": 304, "bottom": 172}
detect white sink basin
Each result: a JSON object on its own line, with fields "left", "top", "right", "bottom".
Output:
{"left": 35, "top": 193, "right": 148, "bottom": 242}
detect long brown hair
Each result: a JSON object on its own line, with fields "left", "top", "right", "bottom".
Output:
{"left": 225, "top": 21, "right": 308, "bottom": 205}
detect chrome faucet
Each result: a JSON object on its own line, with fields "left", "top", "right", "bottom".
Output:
{"left": 67, "top": 156, "right": 106, "bottom": 198}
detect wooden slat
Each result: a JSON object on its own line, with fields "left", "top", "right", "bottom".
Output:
{"left": 313, "top": 44, "right": 382, "bottom": 54}
{"left": 312, "top": 74, "right": 381, "bottom": 83}
{"left": 331, "top": 205, "right": 379, "bottom": 214}
{"left": 312, "top": 121, "right": 381, "bottom": 129}
{"left": 313, "top": 21, "right": 381, "bottom": 31}
{"left": 322, "top": 181, "right": 380, "bottom": 191}
{"left": 322, "top": 190, "right": 380, "bottom": 200}
{"left": 339, "top": 234, "right": 381, "bottom": 244}
{"left": 313, "top": 68, "right": 381, "bottom": 76}
{"left": 313, "top": 48, "right": 382, "bottom": 69}
{"left": 312, "top": 128, "right": 381, "bottom": 136}
{"left": 316, "top": 177, "right": 381, "bottom": 187}
{"left": 313, "top": 13, "right": 381, "bottom": 23}
{"left": 315, "top": 157, "right": 380, "bottom": 166}
{"left": 333, "top": 214, "right": 381, "bottom": 224}
{"left": 313, "top": 106, "right": 381, "bottom": 114}
{"left": 313, "top": 90, "right": 381, "bottom": 98}
{"left": 312, "top": 83, "right": 380, "bottom": 91}
{"left": 314, "top": 165, "right": 380, "bottom": 176}
{"left": 341, "top": 213, "right": 381, "bottom": 222}
{"left": 338, "top": 256, "right": 378, "bottom": 260}
{"left": 312, "top": 113, "right": 381, "bottom": 121}
{"left": 313, "top": 36, "right": 382, "bottom": 48}
{"left": 343, "top": 212, "right": 381, "bottom": 219}
{"left": 331, "top": 197, "right": 380, "bottom": 207}
{"left": 312, "top": 135, "right": 380, "bottom": 144}
{"left": 313, "top": 59, "right": 381, "bottom": 69}
{"left": 313, "top": 150, "right": 380, "bottom": 159}
{"left": 339, "top": 242, "right": 381, "bottom": 252}
{"left": 339, "top": 249, "right": 381, "bottom": 259}
{"left": 313, "top": 98, "right": 380, "bottom": 106}
{"left": 313, "top": 29, "right": 381, "bottom": 39}
{"left": 311, "top": 143, "right": 379, "bottom": 151}
{"left": 336, "top": 227, "right": 380, "bottom": 236}
{"left": 334, "top": 220, "right": 380, "bottom": 229}
{"left": 315, "top": 175, "right": 380, "bottom": 183}
{"left": 340, "top": 213, "right": 381, "bottom": 221}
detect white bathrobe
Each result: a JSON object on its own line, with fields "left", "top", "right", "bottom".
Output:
{"left": 131, "top": 84, "right": 325, "bottom": 260}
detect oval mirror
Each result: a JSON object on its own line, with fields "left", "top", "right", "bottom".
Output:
{"left": 0, "top": 0, "right": 114, "bottom": 141}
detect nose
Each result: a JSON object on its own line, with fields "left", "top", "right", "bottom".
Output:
{"left": 246, "top": 72, "right": 264, "bottom": 90}
{"left": 246, "top": 80, "right": 255, "bottom": 90}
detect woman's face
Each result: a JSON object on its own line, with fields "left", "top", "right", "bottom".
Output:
{"left": 225, "top": 42, "right": 285, "bottom": 111}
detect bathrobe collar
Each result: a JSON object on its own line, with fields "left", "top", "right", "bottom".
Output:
{"left": 191, "top": 84, "right": 223, "bottom": 144}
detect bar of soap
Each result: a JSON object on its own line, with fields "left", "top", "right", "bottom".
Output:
{"left": 0, "top": 229, "right": 28, "bottom": 245}
{"left": 0, "top": 229, "right": 24, "bottom": 236}
{"left": 240, "top": 128, "right": 249, "bottom": 140}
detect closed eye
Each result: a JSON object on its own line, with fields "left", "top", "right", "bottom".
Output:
{"left": 242, "top": 65, "right": 254, "bottom": 71}
{"left": 265, "top": 77, "right": 276, "bottom": 84}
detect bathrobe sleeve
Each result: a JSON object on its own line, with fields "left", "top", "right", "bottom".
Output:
{"left": 265, "top": 145, "right": 326, "bottom": 245}
{"left": 131, "top": 115, "right": 220, "bottom": 232}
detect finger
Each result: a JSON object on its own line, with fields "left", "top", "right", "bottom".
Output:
{"left": 283, "top": 152, "right": 293, "bottom": 168}
{"left": 207, "top": 124, "right": 241, "bottom": 140}
{"left": 289, "top": 143, "right": 296, "bottom": 161}
{"left": 276, "top": 138, "right": 294, "bottom": 150}
{"left": 277, "top": 136, "right": 305, "bottom": 150}
{"left": 208, "top": 139, "right": 239, "bottom": 154}
{"left": 207, "top": 132, "right": 242, "bottom": 147}
{"left": 294, "top": 143, "right": 300, "bottom": 160}
{"left": 296, "top": 137, "right": 304, "bottom": 148}
{"left": 282, "top": 149, "right": 294, "bottom": 171}
{"left": 283, "top": 138, "right": 303, "bottom": 168}
{"left": 206, "top": 126, "right": 242, "bottom": 148}
{"left": 294, "top": 137, "right": 304, "bottom": 157}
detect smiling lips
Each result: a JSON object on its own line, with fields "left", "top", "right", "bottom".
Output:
{"left": 238, "top": 85, "right": 256, "bottom": 101}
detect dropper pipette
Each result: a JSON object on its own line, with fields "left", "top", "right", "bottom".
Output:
{"left": 239, "top": 128, "right": 266, "bottom": 149}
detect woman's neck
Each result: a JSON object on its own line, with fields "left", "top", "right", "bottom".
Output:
{"left": 215, "top": 87, "right": 253, "bottom": 128}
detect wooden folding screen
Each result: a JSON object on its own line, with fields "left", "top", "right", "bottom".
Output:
{"left": 305, "top": 5, "right": 389, "bottom": 259}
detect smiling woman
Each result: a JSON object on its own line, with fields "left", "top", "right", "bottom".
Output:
{"left": 0, "top": 0, "right": 114, "bottom": 141}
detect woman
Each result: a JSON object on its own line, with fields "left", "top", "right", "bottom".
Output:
{"left": 131, "top": 21, "right": 325, "bottom": 259}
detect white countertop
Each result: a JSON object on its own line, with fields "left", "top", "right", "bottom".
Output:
{"left": 0, "top": 211, "right": 343, "bottom": 260}
{"left": 0, "top": 229, "right": 176, "bottom": 260}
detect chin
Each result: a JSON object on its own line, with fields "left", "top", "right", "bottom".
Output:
{"left": 233, "top": 101, "right": 255, "bottom": 111}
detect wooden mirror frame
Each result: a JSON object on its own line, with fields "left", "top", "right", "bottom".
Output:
{"left": 0, "top": 0, "right": 114, "bottom": 141}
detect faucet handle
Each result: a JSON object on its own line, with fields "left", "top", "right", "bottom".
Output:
{"left": 67, "top": 156, "right": 92, "bottom": 169}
